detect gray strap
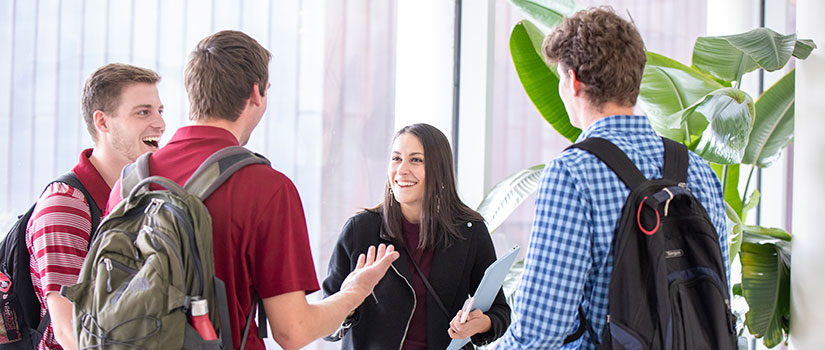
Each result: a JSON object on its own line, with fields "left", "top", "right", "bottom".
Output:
{"left": 126, "top": 176, "right": 188, "bottom": 203}
{"left": 183, "top": 146, "right": 270, "bottom": 200}
{"left": 214, "top": 278, "right": 234, "bottom": 350}
{"left": 239, "top": 297, "right": 260, "bottom": 350}
{"left": 121, "top": 152, "right": 153, "bottom": 199}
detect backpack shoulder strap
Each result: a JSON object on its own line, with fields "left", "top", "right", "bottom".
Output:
{"left": 566, "top": 137, "right": 647, "bottom": 190}
{"left": 183, "top": 146, "right": 271, "bottom": 200}
{"left": 562, "top": 305, "right": 600, "bottom": 346}
{"left": 661, "top": 137, "right": 689, "bottom": 183}
{"left": 120, "top": 152, "right": 153, "bottom": 200}
{"left": 53, "top": 172, "right": 101, "bottom": 237}
{"left": 34, "top": 172, "right": 101, "bottom": 340}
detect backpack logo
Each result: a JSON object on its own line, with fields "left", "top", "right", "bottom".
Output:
{"left": 0, "top": 273, "right": 10, "bottom": 294}
{"left": 0, "top": 172, "right": 99, "bottom": 348}
{"left": 665, "top": 249, "right": 684, "bottom": 259}
{"left": 565, "top": 137, "right": 737, "bottom": 349}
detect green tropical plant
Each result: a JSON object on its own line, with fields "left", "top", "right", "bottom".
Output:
{"left": 477, "top": 2, "right": 815, "bottom": 348}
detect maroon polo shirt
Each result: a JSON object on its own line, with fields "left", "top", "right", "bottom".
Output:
{"left": 73, "top": 148, "right": 111, "bottom": 212}
{"left": 402, "top": 218, "right": 434, "bottom": 350}
{"left": 107, "top": 126, "right": 319, "bottom": 350}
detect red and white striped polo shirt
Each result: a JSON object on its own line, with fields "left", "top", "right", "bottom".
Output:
{"left": 25, "top": 149, "right": 110, "bottom": 350}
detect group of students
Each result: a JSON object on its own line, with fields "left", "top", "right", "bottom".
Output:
{"left": 22, "top": 7, "right": 729, "bottom": 350}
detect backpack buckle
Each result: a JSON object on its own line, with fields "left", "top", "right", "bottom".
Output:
{"left": 662, "top": 187, "right": 675, "bottom": 216}
{"left": 145, "top": 198, "right": 164, "bottom": 216}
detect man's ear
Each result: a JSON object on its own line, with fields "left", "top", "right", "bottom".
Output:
{"left": 93, "top": 110, "right": 109, "bottom": 134}
{"left": 568, "top": 69, "right": 582, "bottom": 96}
{"left": 248, "top": 83, "right": 263, "bottom": 107}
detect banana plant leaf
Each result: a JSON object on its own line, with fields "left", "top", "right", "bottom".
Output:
{"left": 731, "top": 291, "right": 749, "bottom": 338}
{"left": 692, "top": 28, "right": 806, "bottom": 83}
{"left": 510, "top": 20, "right": 581, "bottom": 142}
{"left": 477, "top": 164, "right": 545, "bottom": 233}
{"left": 741, "top": 189, "right": 760, "bottom": 223}
{"left": 739, "top": 229, "right": 791, "bottom": 348}
{"left": 792, "top": 39, "right": 817, "bottom": 59}
{"left": 742, "top": 70, "right": 795, "bottom": 168}
{"left": 743, "top": 225, "right": 792, "bottom": 242}
{"left": 689, "top": 88, "right": 755, "bottom": 164}
{"left": 710, "top": 163, "right": 743, "bottom": 217}
{"left": 692, "top": 36, "right": 759, "bottom": 83}
{"left": 639, "top": 52, "right": 722, "bottom": 143}
{"left": 509, "top": 0, "right": 576, "bottom": 29}
{"left": 502, "top": 259, "right": 525, "bottom": 301}
{"left": 727, "top": 202, "right": 744, "bottom": 263}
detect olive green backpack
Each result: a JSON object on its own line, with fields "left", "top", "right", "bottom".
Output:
{"left": 62, "top": 146, "right": 269, "bottom": 349}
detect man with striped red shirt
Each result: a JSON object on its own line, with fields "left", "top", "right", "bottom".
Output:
{"left": 25, "top": 64, "right": 165, "bottom": 350}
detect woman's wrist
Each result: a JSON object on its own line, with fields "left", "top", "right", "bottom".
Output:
{"left": 476, "top": 313, "right": 492, "bottom": 334}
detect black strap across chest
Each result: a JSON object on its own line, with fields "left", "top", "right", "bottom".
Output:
{"left": 566, "top": 136, "right": 688, "bottom": 189}
{"left": 559, "top": 136, "right": 690, "bottom": 345}
{"left": 403, "top": 246, "right": 451, "bottom": 318}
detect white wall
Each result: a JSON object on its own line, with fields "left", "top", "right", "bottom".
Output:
{"left": 394, "top": 0, "right": 456, "bottom": 138}
{"left": 790, "top": 0, "right": 825, "bottom": 348}
{"left": 456, "top": 0, "right": 495, "bottom": 209}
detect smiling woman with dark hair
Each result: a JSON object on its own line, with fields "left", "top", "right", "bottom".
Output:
{"left": 322, "top": 123, "right": 511, "bottom": 349}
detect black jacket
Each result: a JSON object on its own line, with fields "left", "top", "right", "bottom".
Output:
{"left": 322, "top": 210, "right": 510, "bottom": 350}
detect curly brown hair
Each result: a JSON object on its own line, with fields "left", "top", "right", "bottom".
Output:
{"left": 542, "top": 7, "right": 646, "bottom": 109}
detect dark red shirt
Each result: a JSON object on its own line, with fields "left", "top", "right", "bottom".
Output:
{"left": 107, "top": 126, "right": 319, "bottom": 350}
{"left": 402, "top": 218, "right": 434, "bottom": 350}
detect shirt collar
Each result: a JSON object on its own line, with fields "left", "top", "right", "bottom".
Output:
{"left": 72, "top": 148, "right": 111, "bottom": 213}
{"left": 577, "top": 115, "right": 656, "bottom": 142}
{"left": 166, "top": 125, "right": 240, "bottom": 147}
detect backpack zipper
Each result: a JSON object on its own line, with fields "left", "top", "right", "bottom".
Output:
{"left": 104, "top": 258, "right": 113, "bottom": 292}
{"left": 101, "top": 257, "right": 140, "bottom": 294}
{"left": 724, "top": 298, "right": 735, "bottom": 333}
{"left": 164, "top": 203, "right": 205, "bottom": 297}
{"left": 143, "top": 225, "right": 187, "bottom": 290}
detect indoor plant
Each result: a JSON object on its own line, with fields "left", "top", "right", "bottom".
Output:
{"left": 478, "top": 1, "right": 815, "bottom": 347}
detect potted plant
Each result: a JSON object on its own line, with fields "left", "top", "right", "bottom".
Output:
{"left": 478, "top": 1, "right": 815, "bottom": 347}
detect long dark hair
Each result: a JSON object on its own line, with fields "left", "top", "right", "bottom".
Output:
{"left": 369, "top": 123, "right": 483, "bottom": 250}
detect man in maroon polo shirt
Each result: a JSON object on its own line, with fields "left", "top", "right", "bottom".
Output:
{"left": 106, "top": 30, "right": 398, "bottom": 350}
{"left": 26, "top": 63, "right": 165, "bottom": 350}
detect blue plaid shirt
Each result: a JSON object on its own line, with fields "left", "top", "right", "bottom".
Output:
{"left": 501, "top": 115, "right": 729, "bottom": 349}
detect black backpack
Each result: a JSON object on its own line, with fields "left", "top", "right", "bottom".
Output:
{"left": 0, "top": 172, "right": 100, "bottom": 348}
{"left": 565, "top": 137, "right": 736, "bottom": 349}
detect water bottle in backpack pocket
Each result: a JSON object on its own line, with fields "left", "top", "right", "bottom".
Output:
{"left": 62, "top": 146, "right": 270, "bottom": 349}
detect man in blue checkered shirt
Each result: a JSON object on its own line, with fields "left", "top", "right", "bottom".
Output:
{"left": 501, "top": 8, "right": 729, "bottom": 349}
